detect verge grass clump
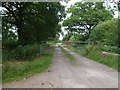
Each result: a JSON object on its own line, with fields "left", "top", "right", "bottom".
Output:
{"left": 2, "top": 55, "right": 53, "bottom": 83}
{"left": 69, "top": 45, "right": 119, "bottom": 71}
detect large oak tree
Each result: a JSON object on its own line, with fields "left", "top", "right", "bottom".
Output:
{"left": 2, "top": 2, "right": 65, "bottom": 45}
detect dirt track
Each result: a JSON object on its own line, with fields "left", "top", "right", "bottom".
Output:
{"left": 3, "top": 47, "right": 118, "bottom": 88}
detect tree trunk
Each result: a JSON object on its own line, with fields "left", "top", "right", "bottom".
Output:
{"left": 17, "top": 24, "right": 26, "bottom": 45}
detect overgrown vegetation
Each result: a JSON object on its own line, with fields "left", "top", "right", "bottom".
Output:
{"left": 3, "top": 55, "right": 53, "bottom": 83}
{"left": 89, "top": 19, "right": 119, "bottom": 47}
{"left": 102, "top": 45, "right": 120, "bottom": 54}
{"left": 68, "top": 45, "right": 119, "bottom": 71}
{"left": 1, "top": 2, "right": 64, "bottom": 83}
{"left": 3, "top": 44, "right": 40, "bottom": 62}
{"left": 61, "top": 47, "right": 76, "bottom": 61}
{"left": 62, "top": 7, "right": 119, "bottom": 71}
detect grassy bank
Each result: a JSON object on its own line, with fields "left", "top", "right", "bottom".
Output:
{"left": 68, "top": 45, "right": 119, "bottom": 71}
{"left": 61, "top": 47, "right": 76, "bottom": 61}
{"left": 3, "top": 55, "right": 53, "bottom": 83}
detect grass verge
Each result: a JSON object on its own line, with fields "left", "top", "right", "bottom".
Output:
{"left": 68, "top": 46, "right": 119, "bottom": 71}
{"left": 61, "top": 47, "right": 77, "bottom": 61}
{"left": 86, "top": 52, "right": 119, "bottom": 71}
{"left": 2, "top": 55, "right": 53, "bottom": 83}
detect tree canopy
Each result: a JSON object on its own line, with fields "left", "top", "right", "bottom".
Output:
{"left": 2, "top": 2, "right": 65, "bottom": 46}
{"left": 89, "top": 19, "right": 119, "bottom": 47}
{"left": 62, "top": 2, "right": 114, "bottom": 39}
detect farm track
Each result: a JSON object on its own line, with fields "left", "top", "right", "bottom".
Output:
{"left": 3, "top": 47, "right": 118, "bottom": 88}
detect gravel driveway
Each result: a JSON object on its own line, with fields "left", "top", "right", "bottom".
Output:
{"left": 3, "top": 47, "right": 118, "bottom": 88}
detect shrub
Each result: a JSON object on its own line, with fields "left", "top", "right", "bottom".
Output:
{"left": 82, "top": 44, "right": 102, "bottom": 56}
{"left": 89, "top": 19, "right": 118, "bottom": 46}
{"left": 102, "top": 45, "right": 120, "bottom": 54}
{"left": 3, "top": 40, "right": 19, "bottom": 51}
{"left": 3, "top": 44, "right": 40, "bottom": 62}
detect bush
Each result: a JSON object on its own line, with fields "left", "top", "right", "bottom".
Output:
{"left": 102, "top": 45, "right": 120, "bottom": 54}
{"left": 3, "top": 40, "right": 19, "bottom": 51}
{"left": 3, "top": 44, "right": 40, "bottom": 62}
{"left": 89, "top": 19, "right": 118, "bottom": 46}
{"left": 81, "top": 44, "right": 102, "bottom": 56}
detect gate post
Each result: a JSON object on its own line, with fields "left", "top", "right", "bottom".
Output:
{"left": 40, "top": 44, "right": 43, "bottom": 56}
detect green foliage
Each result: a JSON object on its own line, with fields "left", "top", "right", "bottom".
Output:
{"left": 102, "top": 45, "right": 120, "bottom": 54}
{"left": 89, "top": 19, "right": 118, "bottom": 47}
{"left": 69, "top": 45, "right": 119, "bottom": 71}
{"left": 2, "top": 55, "right": 52, "bottom": 83}
{"left": 85, "top": 45, "right": 119, "bottom": 71}
{"left": 3, "top": 40, "right": 19, "bottom": 50}
{"left": 2, "top": 2, "right": 65, "bottom": 45}
{"left": 3, "top": 44, "right": 40, "bottom": 62}
{"left": 86, "top": 51, "right": 119, "bottom": 71}
{"left": 63, "top": 2, "right": 113, "bottom": 38}
{"left": 62, "top": 33, "right": 73, "bottom": 41}
{"left": 69, "top": 33, "right": 88, "bottom": 41}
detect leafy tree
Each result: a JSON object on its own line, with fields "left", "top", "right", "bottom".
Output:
{"left": 89, "top": 19, "right": 118, "bottom": 47}
{"left": 63, "top": 2, "right": 114, "bottom": 39}
{"left": 118, "top": 1, "right": 120, "bottom": 11}
{"left": 2, "top": 2, "right": 65, "bottom": 45}
{"left": 62, "top": 33, "right": 73, "bottom": 41}
{"left": 2, "top": 2, "right": 31, "bottom": 44}
{"left": 2, "top": 16, "right": 18, "bottom": 49}
{"left": 69, "top": 33, "right": 87, "bottom": 41}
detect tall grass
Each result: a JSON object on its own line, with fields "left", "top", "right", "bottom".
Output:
{"left": 2, "top": 55, "right": 53, "bottom": 83}
{"left": 68, "top": 45, "right": 119, "bottom": 71}
{"left": 86, "top": 51, "right": 119, "bottom": 71}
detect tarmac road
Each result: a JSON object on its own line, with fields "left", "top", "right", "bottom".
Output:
{"left": 3, "top": 47, "right": 118, "bottom": 88}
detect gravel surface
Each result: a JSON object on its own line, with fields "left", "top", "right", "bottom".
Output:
{"left": 3, "top": 47, "right": 118, "bottom": 88}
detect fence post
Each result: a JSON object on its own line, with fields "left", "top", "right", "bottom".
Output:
{"left": 40, "top": 44, "right": 43, "bottom": 56}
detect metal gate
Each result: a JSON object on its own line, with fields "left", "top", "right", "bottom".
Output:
{"left": 39, "top": 41, "right": 92, "bottom": 56}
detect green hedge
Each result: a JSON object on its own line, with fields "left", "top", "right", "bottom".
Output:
{"left": 101, "top": 45, "right": 120, "bottom": 54}
{"left": 89, "top": 19, "right": 118, "bottom": 46}
{"left": 84, "top": 44, "right": 120, "bottom": 54}
{"left": 3, "top": 44, "right": 40, "bottom": 62}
